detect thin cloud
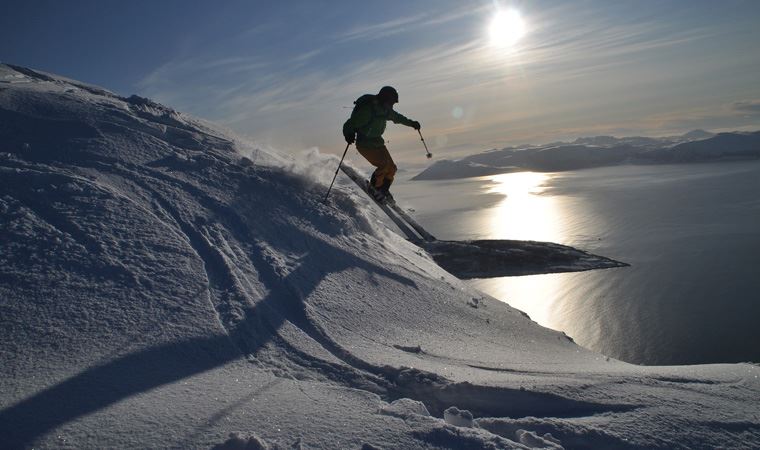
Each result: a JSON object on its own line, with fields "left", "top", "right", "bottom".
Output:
{"left": 291, "top": 48, "right": 324, "bottom": 64}
{"left": 336, "top": 14, "right": 428, "bottom": 42}
{"left": 607, "top": 100, "right": 760, "bottom": 136}
{"left": 515, "top": 16, "right": 721, "bottom": 80}
{"left": 335, "top": 5, "right": 486, "bottom": 43}
{"left": 732, "top": 100, "right": 760, "bottom": 115}
{"left": 137, "top": 3, "right": 756, "bottom": 160}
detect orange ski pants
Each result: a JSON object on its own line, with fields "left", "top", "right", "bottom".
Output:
{"left": 356, "top": 144, "right": 397, "bottom": 189}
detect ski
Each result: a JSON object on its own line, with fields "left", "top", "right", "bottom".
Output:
{"left": 339, "top": 165, "right": 424, "bottom": 243}
{"left": 387, "top": 202, "right": 436, "bottom": 242}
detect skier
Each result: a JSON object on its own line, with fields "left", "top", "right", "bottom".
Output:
{"left": 342, "top": 86, "right": 421, "bottom": 203}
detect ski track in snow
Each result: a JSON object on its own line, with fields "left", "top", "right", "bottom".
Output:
{"left": 1, "top": 64, "right": 760, "bottom": 449}
{"left": 86, "top": 152, "right": 393, "bottom": 393}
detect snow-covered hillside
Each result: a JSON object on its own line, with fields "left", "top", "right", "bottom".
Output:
{"left": 413, "top": 131, "right": 760, "bottom": 180}
{"left": 1, "top": 64, "right": 759, "bottom": 449}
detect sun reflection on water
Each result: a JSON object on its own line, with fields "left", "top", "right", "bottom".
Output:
{"left": 470, "top": 171, "right": 569, "bottom": 329}
{"left": 470, "top": 274, "right": 566, "bottom": 327}
{"left": 482, "top": 172, "right": 563, "bottom": 242}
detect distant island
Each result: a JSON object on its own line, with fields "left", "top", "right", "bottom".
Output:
{"left": 412, "top": 130, "right": 760, "bottom": 180}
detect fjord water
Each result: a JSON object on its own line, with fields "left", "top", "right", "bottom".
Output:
{"left": 394, "top": 160, "right": 760, "bottom": 365}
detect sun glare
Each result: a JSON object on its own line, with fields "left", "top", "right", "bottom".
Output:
{"left": 485, "top": 172, "right": 561, "bottom": 242}
{"left": 489, "top": 9, "right": 526, "bottom": 47}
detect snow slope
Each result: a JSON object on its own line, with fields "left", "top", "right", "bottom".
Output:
{"left": 1, "top": 64, "right": 759, "bottom": 449}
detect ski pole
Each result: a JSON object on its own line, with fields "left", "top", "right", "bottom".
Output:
{"left": 418, "top": 129, "right": 432, "bottom": 159}
{"left": 323, "top": 143, "right": 351, "bottom": 203}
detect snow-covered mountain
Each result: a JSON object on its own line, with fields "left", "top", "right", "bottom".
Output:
{"left": 412, "top": 129, "right": 760, "bottom": 180}
{"left": 1, "top": 64, "right": 759, "bottom": 449}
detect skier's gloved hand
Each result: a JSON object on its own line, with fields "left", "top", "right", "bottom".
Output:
{"left": 412, "top": 121, "right": 421, "bottom": 130}
{"left": 344, "top": 132, "right": 355, "bottom": 144}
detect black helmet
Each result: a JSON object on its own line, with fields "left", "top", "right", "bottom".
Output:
{"left": 377, "top": 86, "right": 399, "bottom": 104}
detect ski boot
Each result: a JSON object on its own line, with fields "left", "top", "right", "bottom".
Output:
{"left": 367, "top": 182, "right": 389, "bottom": 204}
{"left": 378, "top": 179, "right": 395, "bottom": 205}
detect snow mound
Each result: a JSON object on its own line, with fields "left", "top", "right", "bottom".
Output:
{"left": 1, "top": 64, "right": 759, "bottom": 449}
{"left": 515, "top": 429, "right": 563, "bottom": 449}
{"left": 380, "top": 398, "right": 431, "bottom": 418}
{"left": 443, "top": 406, "right": 475, "bottom": 428}
{"left": 211, "top": 433, "right": 270, "bottom": 450}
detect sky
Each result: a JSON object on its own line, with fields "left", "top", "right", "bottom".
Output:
{"left": 2, "top": 0, "right": 760, "bottom": 164}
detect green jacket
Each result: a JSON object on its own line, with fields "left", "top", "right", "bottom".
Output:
{"left": 343, "top": 94, "right": 417, "bottom": 148}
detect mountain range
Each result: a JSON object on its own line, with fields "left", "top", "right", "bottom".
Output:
{"left": 413, "top": 130, "right": 760, "bottom": 180}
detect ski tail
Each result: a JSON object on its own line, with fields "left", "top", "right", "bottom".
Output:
{"left": 387, "top": 203, "right": 435, "bottom": 242}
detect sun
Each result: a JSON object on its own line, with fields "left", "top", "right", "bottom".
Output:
{"left": 489, "top": 9, "right": 526, "bottom": 47}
